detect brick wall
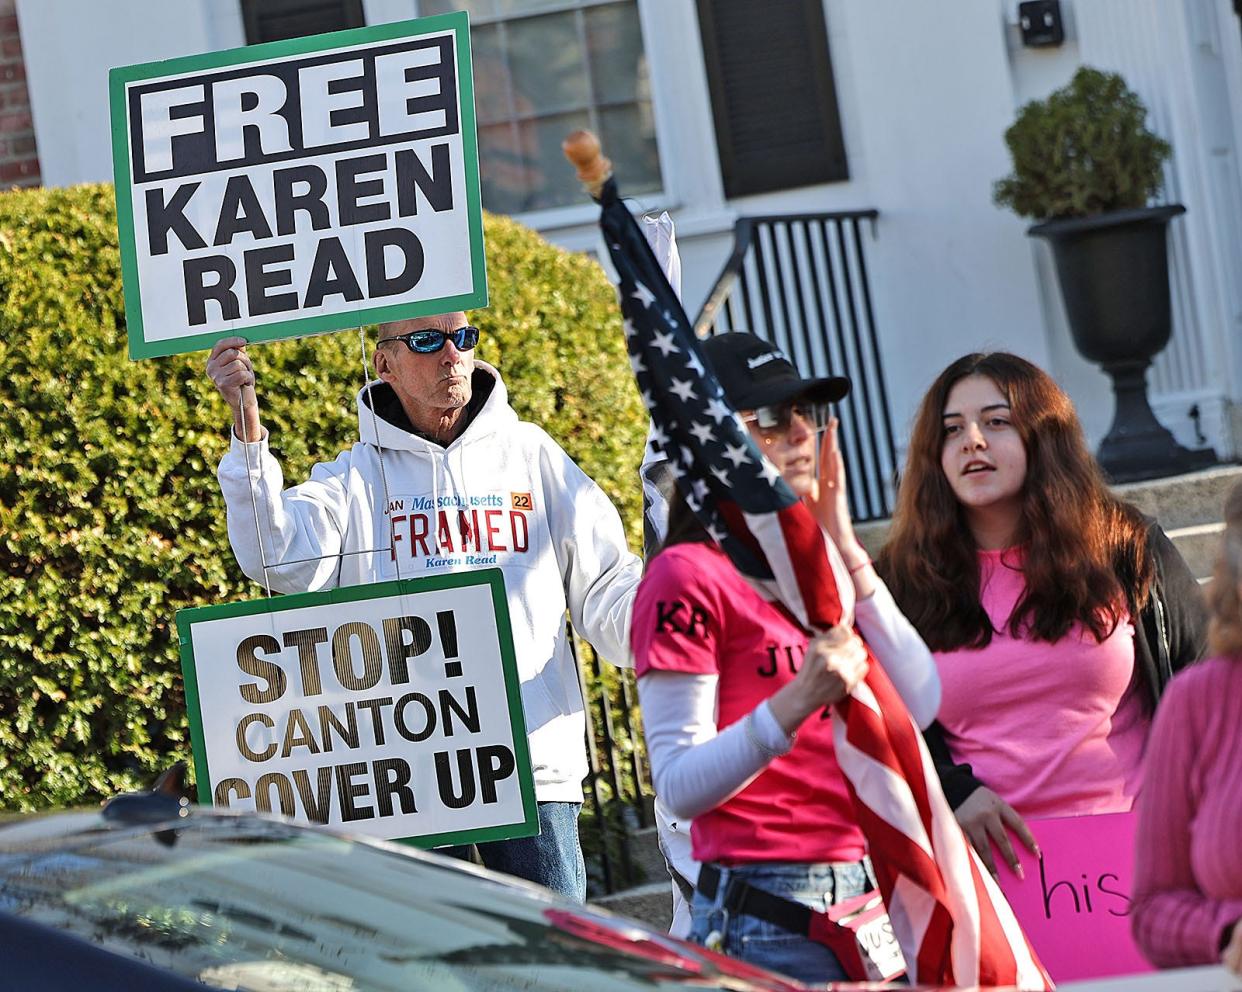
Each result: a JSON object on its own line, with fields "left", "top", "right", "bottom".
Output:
{"left": 0, "top": 0, "right": 39, "bottom": 187}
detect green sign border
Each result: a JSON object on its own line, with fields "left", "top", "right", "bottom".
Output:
{"left": 109, "top": 12, "right": 488, "bottom": 361}
{"left": 175, "top": 568, "right": 538, "bottom": 849}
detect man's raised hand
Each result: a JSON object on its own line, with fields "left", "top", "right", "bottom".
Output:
{"left": 206, "top": 337, "right": 262, "bottom": 442}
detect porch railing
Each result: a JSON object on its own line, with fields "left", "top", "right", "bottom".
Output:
{"left": 574, "top": 632, "right": 651, "bottom": 897}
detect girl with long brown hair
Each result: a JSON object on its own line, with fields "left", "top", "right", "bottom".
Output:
{"left": 878, "top": 352, "right": 1207, "bottom": 877}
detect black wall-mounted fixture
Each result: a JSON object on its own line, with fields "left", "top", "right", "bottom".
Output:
{"left": 1019, "top": 0, "right": 1065, "bottom": 47}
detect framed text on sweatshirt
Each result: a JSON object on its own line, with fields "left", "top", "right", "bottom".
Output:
{"left": 110, "top": 12, "right": 487, "bottom": 360}
{"left": 176, "top": 569, "right": 537, "bottom": 848}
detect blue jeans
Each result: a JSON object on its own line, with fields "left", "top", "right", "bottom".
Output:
{"left": 688, "top": 860, "right": 874, "bottom": 985}
{"left": 444, "top": 801, "right": 586, "bottom": 902}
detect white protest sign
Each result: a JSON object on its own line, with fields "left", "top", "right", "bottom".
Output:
{"left": 176, "top": 570, "right": 536, "bottom": 847}
{"left": 110, "top": 13, "right": 486, "bottom": 359}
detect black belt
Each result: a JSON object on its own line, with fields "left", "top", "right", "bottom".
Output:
{"left": 696, "top": 863, "right": 817, "bottom": 938}
{"left": 698, "top": 864, "right": 899, "bottom": 983}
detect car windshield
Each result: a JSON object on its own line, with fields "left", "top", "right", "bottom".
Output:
{"left": 0, "top": 813, "right": 786, "bottom": 992}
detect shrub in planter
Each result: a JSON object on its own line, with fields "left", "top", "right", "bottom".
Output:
{"left": 993, "top": 66, "right": 1171, "bottom": 221}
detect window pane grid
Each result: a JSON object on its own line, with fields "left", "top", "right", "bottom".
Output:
{"left": 420, "top": 0, "right": 626, "bottom": 26}
{"left": 493, "top": 95, "right": 651, "bottom": 125}
{"left": 420, "top": 0, "right": 660, "bottom": 212}
{"left": 576, "top": 7, "right": 602, "bottom": 149}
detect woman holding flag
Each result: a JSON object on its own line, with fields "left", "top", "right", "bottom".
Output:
{"left": 631, "top": 332, "right": 941, "bottom": 984}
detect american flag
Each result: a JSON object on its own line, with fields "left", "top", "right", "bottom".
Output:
{"left": 595, "top": 176, "right": 1053, "bottom": 990}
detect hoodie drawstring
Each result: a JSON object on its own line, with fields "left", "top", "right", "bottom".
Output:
{"left": 359, "top": 327, "right": 405, "bottom": 583}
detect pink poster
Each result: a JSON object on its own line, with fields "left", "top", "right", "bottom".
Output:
{"left": 996, "top": 811, "right": 1155, "bottom": 982}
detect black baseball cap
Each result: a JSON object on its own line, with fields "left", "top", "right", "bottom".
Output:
{"left": 702, "top": 332, "right": 850, "bottom": 410}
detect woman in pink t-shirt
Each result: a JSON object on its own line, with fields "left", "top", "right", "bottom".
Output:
{"left": 878, "top": 352, "right": 1207, "bottom": 878}
{"left": 633, "top": 332, "right": 940, "bottom": 984}
{"left": 1131, "top": 483, "right": 1242, "bottom": 974}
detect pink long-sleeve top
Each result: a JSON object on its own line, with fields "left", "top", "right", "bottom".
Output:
{"left": 1131, "top": 656, "right": 1242, "bottom": 967}
{"left": 934, "top": 548, "right": 1150, "bottom": 816}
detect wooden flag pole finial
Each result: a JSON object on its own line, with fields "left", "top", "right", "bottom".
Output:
{"left": 562, "top": 129, "right": 612, "bottom": 198}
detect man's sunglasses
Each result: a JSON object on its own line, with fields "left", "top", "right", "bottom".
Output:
{"left": 741, "top": 401, "right": 830, "bottom": 435}
{"left": 377, "top": 325, "right": 481, "bottom": 354}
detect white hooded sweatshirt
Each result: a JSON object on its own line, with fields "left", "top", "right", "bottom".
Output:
{"left": 217, "top": 361, "right": 642, "bottom": 802}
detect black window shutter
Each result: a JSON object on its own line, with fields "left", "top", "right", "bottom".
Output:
{"left": 697, "top": 0, "right": 848, "bottom": 198}
{"left": 242, "top": 0, "right": 366, "bottom": 45}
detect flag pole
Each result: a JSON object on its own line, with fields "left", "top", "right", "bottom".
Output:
{"left": 562, "top": 129, "right": 612, "bottom": 200}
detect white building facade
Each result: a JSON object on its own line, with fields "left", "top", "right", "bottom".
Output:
{"left": 16, "top": 0, "right": 1242, "bottom": 473}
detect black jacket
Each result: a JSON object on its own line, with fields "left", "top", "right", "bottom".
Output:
{"left": 924, "top": 523, "right": 1209, "bottom": 809}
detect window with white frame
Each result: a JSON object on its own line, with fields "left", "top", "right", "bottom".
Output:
{"left": 417, "top": 0, "right": 661, "bottom": 213}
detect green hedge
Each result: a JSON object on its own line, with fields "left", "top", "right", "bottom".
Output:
{"left": 0, "top": 183, "right": 645, "bottom": 811}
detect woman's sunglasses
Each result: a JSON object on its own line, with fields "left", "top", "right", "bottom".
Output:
{"left": 741, "top": 401, "right": 830, "bottom": 436}
{"left": 377, "top": 325, "right": 481, "bottom": 354}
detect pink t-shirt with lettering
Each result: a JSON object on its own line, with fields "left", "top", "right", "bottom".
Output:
{"left": 935, "top": 548, "right": 1150, "bottom": 818}
{"left": 632, "top": 542, "right": 865, "bottom": 866}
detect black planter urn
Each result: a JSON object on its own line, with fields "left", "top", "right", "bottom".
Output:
{"left": 1030, "top": 204, "right": 1216, "bottom": 483}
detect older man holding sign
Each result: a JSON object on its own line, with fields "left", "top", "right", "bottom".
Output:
{"left": 111, "top": 13, "right": 642, "bottom": 902}
{"left": 202, "top": 306, "right": 641, "bottom": 905}
{"left": 203, "top": 304, "right": 643, "bottom": 904}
